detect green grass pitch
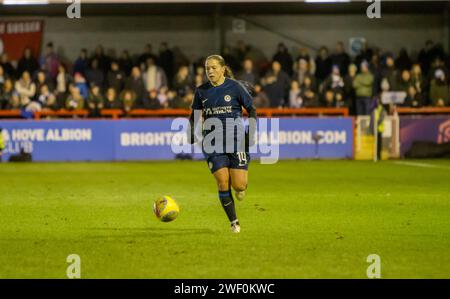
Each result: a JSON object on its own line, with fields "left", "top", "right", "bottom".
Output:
{"left": 0, "top": 160, "right": 449, "bottom": 278}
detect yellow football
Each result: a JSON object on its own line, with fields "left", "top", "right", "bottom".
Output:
{"left": 153, "top": 195, "right": 180, "bottom": 222}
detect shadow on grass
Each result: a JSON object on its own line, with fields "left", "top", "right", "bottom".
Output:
{"left": 85, "top": 227, "right": 216, "bottom": 239}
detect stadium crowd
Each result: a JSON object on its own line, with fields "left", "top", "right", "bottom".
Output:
{"left": 0, "top": 39, "right": 449, "bottom": 117}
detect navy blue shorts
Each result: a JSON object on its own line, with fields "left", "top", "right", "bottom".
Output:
{"left": 206, "top": 152, "right": 250, "bottom": 174}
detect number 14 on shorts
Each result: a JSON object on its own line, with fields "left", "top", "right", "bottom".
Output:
{"left": 237, "top": 152, "right": 248, "bottom": 166}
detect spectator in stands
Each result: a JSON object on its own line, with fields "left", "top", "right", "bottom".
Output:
{"left": 353, "top": 61, "right": 374, "bottom": 115}
{"left": 262, "top": 60, "right": 291, "bottom": 108}
{"left": 15, "top": 71, "right": 36, "bottom": 107}
{"left": 159, "top": 42, "right": 175, "bottom": 87}
{"left": 0, "top": 65, "right": 6, "bottom": 92}
{"left": 194, "top": 75, "right": 204, "bottom": 88}
{"left": 125, "top": 66, "right": 146, "bottom": 105}
{"left": 273, "top": 43, "right": 293, "bottom": 77}
{"left": 91, "top": 45, "right": 110, "bottom": 74}
{"left": 1, "top": 53, "right": 16, "bottom": 79}
{"left": 398, "top": 70, "right": 412, "bottom": 93}
{"left": 167, "top": 89, "right": 182, "bottom": 109}
{"left": 139, "top": 44, "right": 158, "bottom": 66}
{"left": 330, "top": 41, "right": 350, "bottom": 76}
{"left": 145, "top": 89, "right": 161, "bottom": 109}
{"left": 321, "top": 65, "right": 344, "bottom": 96}
{"left": 104, "top": 87, "right": 121, "bottom": 109}
{"left": 411, "top": 63, "right": 425, "bottom": 96}
{"left": 246, "top": 44, "right": 270, "bottom": 75}
{"left": 55, "top": 64, "right": 72, "bottom": 108}
{"left": 252, "top": 84, "right": 270, "bottom": 108}
{"left": 234, "top": 40, "right": 249, "bottom": 66}
{"left": 395, "top": 48, "right": 412, "bottom": 72}
{"left": 293, "top": 58, "right": 314, "bottom": 91}
{"left": 418, "top": 40, "right": 445, "bottom": 77}
{"left": 85, "top": 59, "right": 104, "bottom": 89}
{"left": 236, "top": 59, "right": 259, "bottom": 86}
{"left": 322, "top": 89, "right": 335, "bottom": 107}
{"left": 171, "top": 88, "right": 193, "bottom": 109}
{"left": 380, "top": 77, "right": 390, "bottom": 94}
{"left": 300, "top": 76, "right": 319, "bottom": 107}
{"left": 344, "top": 63, "right": 357, "bottom": 114}
{"left": 315, "top": 46, "right": 332, "bottom": 86}
{"left": 289, "top": 80, "right": 303, "bottom": 108}
{"left": 157, "top": 86, "right": 170, "bottom": 108}
{"left": 172, "top": 46, "right": 190, "bottom": 73}
{"left": 119, "top": 50, "right": 133, "bottom": 77}
{"left": 73, "top": 72, "right": 89, "bottom": 101}
{"left": 172, "top": 65, "right": 192, "bottom": 98}
{"left": 370, "top": 52, "right": 382, "bottom": 75}
{"left": 298, "top": 47, "right": 316, "bottom": 76}
{"left": 107, "top": 61, "right": 125, "bottom": 94}
{"left": 164, "top": 89, "right": 177, "bottom": 108}
{"left": 403, "top": 86, "right": 423, "bottom": 108}
{"left": 195, "top": 65, "right": 207, "bottom": 85}
{"left": 0, "top": 79, "right": 15, "bottom": 109}
{"left": 37, "top": 84, "right": 57, "bottom": 110}
{"left": 40, "top": 42, "right": 60, "bottom": 81}
{"left": 194, "top": 74, "right": 205, "bottom": 88}
{"left": 73, "top": 49, "right": 89, "bottom": 76}
{"left": 17, "top": 47, "right": 39, "bottom": 78}
{"left": 428, "top": 57, "right": 449, "bottom": 85}
{"left": 34, "top": 70, "right": 54, "bottom": 98}
{"left": 418, "top": 40, "right": 434, "bottom": 76}
{"left": 380, "top": 54, "right": 398, "bottom": 91}
{"left": 87, "top": 84, "right": 104, "bottom": 117}
{"left": 296, "top": 47, "right": 310, "bottom": 64}
{"left": 222, "top": 46, "right": 240, "bottom": 73}
{"left": 355, "top": 41, "right": 373, "bottom": 69}
{"left": 66, "top": 85, "right": 85, "bottom": 110}
{"left": 8, "top": 94, "right": 21, "bottom": 110}
{"left": 180, "top": 89, "right": 195, "bottom": 109}
{"left": 369, "top": 52, "right": 382, "bottom": 93}
{"left": 335, "top": 91, "right": 346, "bottom": 108}
{"left": 143, "top": 57, "right": 167, "bottom": 92}
{"left": 429, "top": 69, "right": 449, "bottom": 107}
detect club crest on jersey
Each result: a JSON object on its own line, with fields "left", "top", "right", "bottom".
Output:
{"left": 224, "top": 95, "right": 232, "bottom": 102}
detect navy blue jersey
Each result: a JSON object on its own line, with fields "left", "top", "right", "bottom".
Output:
{"left": 191, "top": 78, "right": 253, "bottom": 155}
{"left": 191, "top": 77, "right": 253, "bottom": 118}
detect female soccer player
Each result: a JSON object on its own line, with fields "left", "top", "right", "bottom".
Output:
{"left": 189, "top": 55, "right": 257, "bottom": 233}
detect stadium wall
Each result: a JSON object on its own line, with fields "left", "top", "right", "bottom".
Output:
{"left": 2, "top": 14, "right": 445, "bottom": 62}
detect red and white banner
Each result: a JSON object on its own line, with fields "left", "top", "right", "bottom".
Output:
{"left": 0, "top": 20, "right": 44, "bottom": 62}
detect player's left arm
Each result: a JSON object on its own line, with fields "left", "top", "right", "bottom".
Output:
{"left": 236, "top": 80, "right": 257, "bottom": 119}
{"left": 237, "top": 81, "right": 257, "bottom": 147}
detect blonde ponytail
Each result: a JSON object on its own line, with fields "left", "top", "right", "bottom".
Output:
{"left": 224, "top": 65, "right": 235, "bottom": 79}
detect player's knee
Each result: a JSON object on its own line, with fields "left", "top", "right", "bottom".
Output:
{"left": 232, "top": 181, "right": 247, "bottom": 192}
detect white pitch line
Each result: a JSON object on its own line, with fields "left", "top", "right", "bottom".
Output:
{"left": 392, "top": 161, "right": 450, "bottom": 170}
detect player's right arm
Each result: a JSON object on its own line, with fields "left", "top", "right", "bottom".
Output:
{"left": 188, "top": 89, "right": 203, "bottom": 144}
